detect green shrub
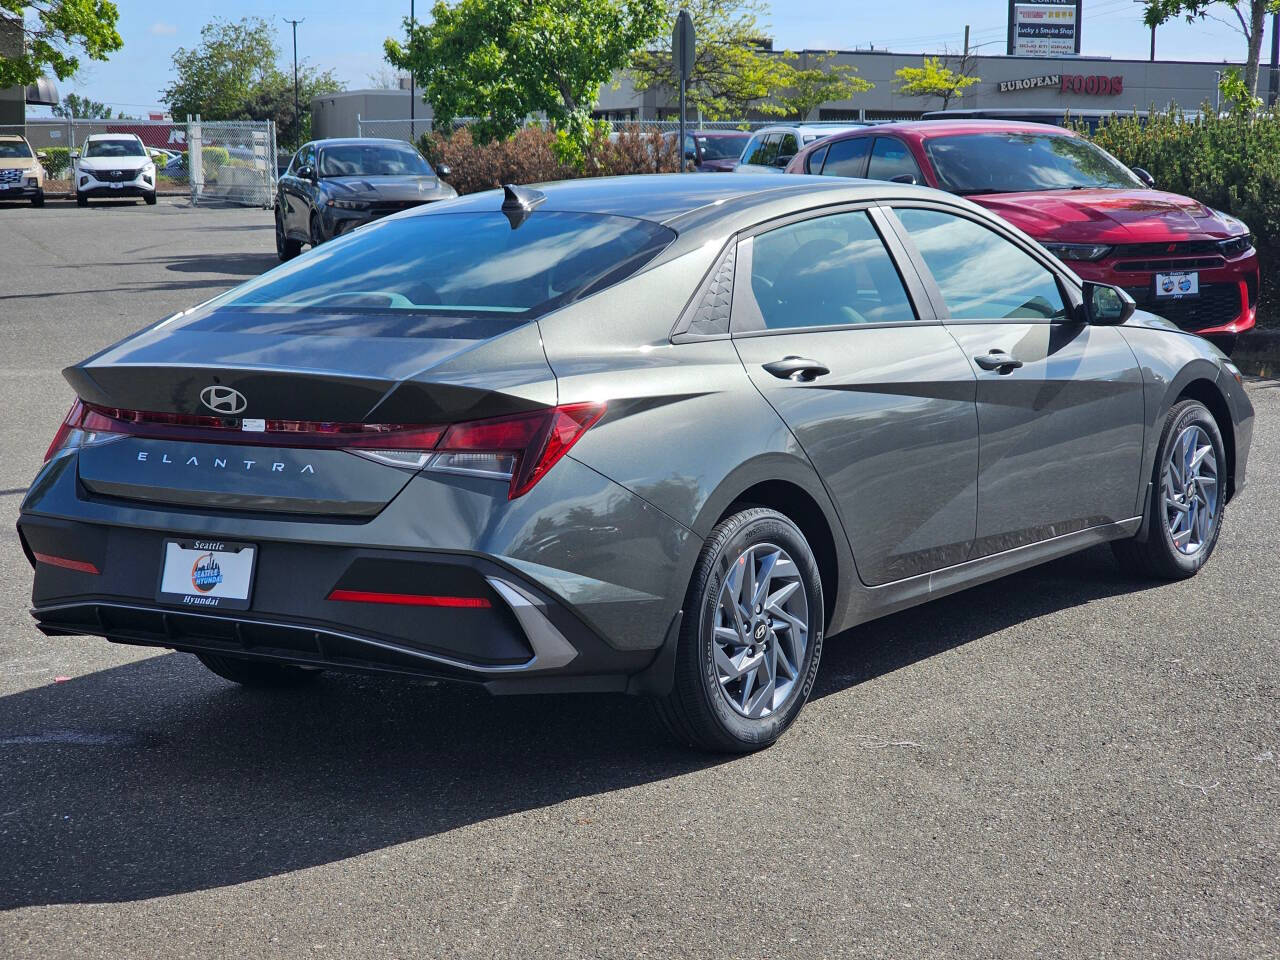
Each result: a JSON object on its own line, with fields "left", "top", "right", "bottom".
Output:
{"left": 39, "top": 146, "right": 70, "bottom": 179}
{"left": 1082, "top": 106, "right": 1280, "bottom": 325}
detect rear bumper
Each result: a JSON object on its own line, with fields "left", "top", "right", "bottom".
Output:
{"left": 17, "top": 450, "right": 698, "bottom": 693}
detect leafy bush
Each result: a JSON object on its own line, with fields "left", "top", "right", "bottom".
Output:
{"left": 1083, "top": 107, "right": 1280, "bottom": 325}
{"left": 416, "top": 125, "right": 682, "bottom": 197}
{"left": 39, "top": 146, "right": 70, "bottom": 179}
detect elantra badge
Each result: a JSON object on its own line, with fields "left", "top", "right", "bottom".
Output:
{"left": 200, "top": 385, "right": 248, "bottom": 415}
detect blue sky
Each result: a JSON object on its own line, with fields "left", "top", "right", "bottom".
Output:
{"left": 36, "top": 0, "right": 1262, "bottom": 115}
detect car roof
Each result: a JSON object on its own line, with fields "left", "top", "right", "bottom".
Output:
{"left": 0, "top": 134, "right": 28, "bottom": 142}
{"left": 416, "top": 172, "right": 956, "bottom": 227}
{"left": 310, "top": 138, "right": 414, "bottom": 147}
{"left": 750, "top": 123, "right": 867, "bottom": 137}
{"left": 806, "top": 119, "right": 1081, "bottom": 142}
{"left": 83, "top": 133, "right": 143, "bottom": 141}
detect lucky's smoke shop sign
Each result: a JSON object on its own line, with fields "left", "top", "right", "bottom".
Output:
{"left": 1007, "top": 0, "right": 1082, "bottom": 57}
{"left": 998, "top": 73, "right": 1125, "bottom": 96}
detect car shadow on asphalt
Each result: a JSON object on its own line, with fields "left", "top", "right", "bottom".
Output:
{"left": 0, "top": 544, "right": 1153, "bottom": 908}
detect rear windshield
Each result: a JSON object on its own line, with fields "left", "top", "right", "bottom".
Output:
{"left": 925, "top": 132, "right": 1142, "bottom": 194}
{"left": 182, "top": 210, "right": 676, "bottom": 335}
{"left": 0, "top": 141, "right": 32, "bottom": 159}
{"left": 697, "top": 135, "right": 749, "bottom": 160}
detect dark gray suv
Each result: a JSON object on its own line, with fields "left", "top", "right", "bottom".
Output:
{"left": 19, "top": 174, "right": 1254, "bottom": 752}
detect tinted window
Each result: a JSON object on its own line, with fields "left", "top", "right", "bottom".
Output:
{"left": 0, "top": 141, "right": 32, "bottom": 159}
{"left": 866, "top": 138, "right": 923, "bottom": 183}
{"left": 776, "top": 133, "right": 799, "bottom": 164}
{"left": 319, "top": 143, "right": 432, "bottom": 177}
{"left": 924, "top": 132, "right": 1142, "bottom": 194}
{"left": 821, "top": 137, "right": 871, "bottom": 177}
{"left": 181, "top": 212, "right": 676, "bottom": 333}
{"left": 746, "top": 211, "right": 917, "bottom": 330}
{"left": 84, "top": 139, "right": 145, "bottom": 158}
{"left": 896, "top": 208, "right": 1067, "bottom": 321}
{"left": 805, "top": 144, "right": 829, "bottom": 173}
{"left": 744, "top": 134, "right": 781, "bottom": 166}
{"left": 697, "top": 134, "right": 750, "bottom": 160}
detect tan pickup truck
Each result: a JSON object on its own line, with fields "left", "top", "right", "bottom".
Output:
{"left": 0, "top": 134, "right": 45, "bottom": 206}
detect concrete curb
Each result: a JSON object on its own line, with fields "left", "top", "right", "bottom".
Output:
{"left": 1231, "top": 329, "right": 1280, "bottom": 377}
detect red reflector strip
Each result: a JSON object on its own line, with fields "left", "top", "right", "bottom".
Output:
{"left": 326, "top": 588, "right": 491, "bottom": 608}
{"left": 33, "top": 552, "right": 101, "bottom": 575}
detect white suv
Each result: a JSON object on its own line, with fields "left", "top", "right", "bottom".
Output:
{"left": 74, "top": 133, "right": 157, "bottom": 206}
{"left": 733, "top": 123, "right": 870, "bottom": 174}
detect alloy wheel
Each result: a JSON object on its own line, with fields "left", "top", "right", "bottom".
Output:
{"left": 713, "top": 542, "right": 809, "bottom": 719}
{"left": 1163, "top": 423, "right": 1219, "bottom": 555}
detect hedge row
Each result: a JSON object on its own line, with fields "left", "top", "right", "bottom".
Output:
{"left": 1084, "top": 108, "right": 1280, "bottom": 324}
{"left": 416, "top": 126, "right": 682, "bottom": 197}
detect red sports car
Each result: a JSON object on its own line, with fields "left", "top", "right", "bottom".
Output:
{"left": 784, "top": 120, "right": 1258, "bottom": 351}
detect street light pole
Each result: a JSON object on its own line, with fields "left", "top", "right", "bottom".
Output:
{"left": 283, "top": 18, "right": 303, "bottom": 152}
{"left": 409, "top": 0, "right": 416, "bottom": 143}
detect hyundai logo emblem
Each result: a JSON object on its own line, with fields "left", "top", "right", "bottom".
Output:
{"left": 754, "top": 622, "right": 767, "bottom": 641}
{"left": 200, "top": 385, "right": 248, "bottom": 415}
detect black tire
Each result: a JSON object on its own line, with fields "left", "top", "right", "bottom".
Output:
{"left": 309, "top": 211, "right": 324, "bottom": 248}
{"left": 196, "top": 652, "right": 322, "bottom": 688}
{"left": 30, "top": 191, "right": 44, "bottom": 208}
{"left": 76, "top": 192, "right": 88, "bottom": 207}
{"left": 144, "top": 191, "right": 157, "bottom": 205}
{"left": 654, "top": 507, "right": 825, "bottom": 753}
{"left": 1112, "top": 399, "right": 1226, "bottom": 580}
{"left": 276, "top": 209, "right": 302, "bottom": 261}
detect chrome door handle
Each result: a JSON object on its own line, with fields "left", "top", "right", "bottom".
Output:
{"left": 973, "top": 351, "right": 1023, "bottom": 373}
{"left": 762, "top": 356, "right": 830, "bottom": 382}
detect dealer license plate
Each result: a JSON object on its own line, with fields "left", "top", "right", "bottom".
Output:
{"left": 1155, "top": 271, "right": 1199, "bottom": 298}
{"left": 157, "top": 539, "right": 256, "bottom": 610}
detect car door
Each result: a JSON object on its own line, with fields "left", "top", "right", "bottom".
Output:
{"left": 281, "top": 144, "right": 312, "bottom": 236}
{"left": 817, "top": 136, "right": 871, "bottom": 178}
{"left": 887, "top": 204, "right": 1146, "bottom": 557}
{"left": 730, "top": 206, "right": 980, "bottom": 586}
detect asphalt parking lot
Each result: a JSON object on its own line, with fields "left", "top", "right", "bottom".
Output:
{"left": 1, "top": 199, "right": 1278, "bottom": 959}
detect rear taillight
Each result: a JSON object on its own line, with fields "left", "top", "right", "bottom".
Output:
{"left": 43, "top": 399, "right": 606, "bottom": 499}
{"left": 425, "top": 401, "right": 606, "bottom": 499}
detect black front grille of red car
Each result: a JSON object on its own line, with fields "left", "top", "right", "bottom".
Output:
{"left": 1113, "top": 240, "right": 1223, "bottom": 257}
{"left": 1123, "top": 282, "right": 1243, "bottom": 332}
{"left": 1112, "top": 256, "right": 1224, "bottom": 273}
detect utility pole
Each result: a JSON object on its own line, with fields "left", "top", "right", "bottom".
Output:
{"left": 963, "top": 24, "right": 970, "bottom": 56}
{"left": 282, "top": 18, "right": 303, "bottom": 152}
{"left": 409, "top": 0, "right": 416, "bottom": 143}
{"left": 1150, "top": 23, "right": 1156, "bottom": 60}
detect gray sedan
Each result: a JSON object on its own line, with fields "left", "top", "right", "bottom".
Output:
{"left": 19, "top": 175, "right": 1253, "bottom": 753}
{"left": 274, "top": 137, "right": 456, "bottom": 258}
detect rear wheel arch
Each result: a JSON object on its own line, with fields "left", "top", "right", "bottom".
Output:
{"left": 718, "top": 479, "right": 842, "bottom": 629}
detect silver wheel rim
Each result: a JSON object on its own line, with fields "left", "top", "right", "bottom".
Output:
{"left": 713, "top": 542, "right": 809, "bottom": 719}
{"left": 1163, "top": 424, "right": 1219, "bottom": 556}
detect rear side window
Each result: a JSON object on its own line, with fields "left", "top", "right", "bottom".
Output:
{"left": 179, "top": 211, "right": 676, "bottom": 335}
{"left": 895, "top": 208, "right": 1067, "bottom": 321}
{"left": 776, "top": 133, "right": 799, "bottom": 165}
{"left": 821, "top": 138, "right": 871, "bottom": 178}
{"left": 805, "top": 144, "right": 829, "bottom": 173}
{"left": 743, "top": 211, "right": 917, "bottom": 330}
{"left": 867, "top": 138, "right": 923, "bottom": 183}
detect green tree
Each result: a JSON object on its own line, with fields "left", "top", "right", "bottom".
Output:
{"left": 50, "top": 92, "right": 112, "bottom": 118}
{"left": 385, "top": 0, "right": 663, "bottom": 162}
{"left": 894, "top": 56, "right": 980, "bottom": 110}
{"left": 0, "top": 0, "right": 122, "bottom": 87}
{"left": 775, "top": 52, "right": 872, "bottom": 121}
{"left": 629, "top": 0, "right": 790, "bottom": 119}
{"left": 161, "top": 17, "right": 341, "bottom": 145}
{"left": 1218, "top": 65, "right": 1264, "bottom": 112}
{"left": 1143, "top": 1, "right": 1280, "bottom": 97}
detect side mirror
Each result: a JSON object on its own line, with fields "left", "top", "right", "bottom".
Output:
{"left": 1082, "top": 281, "right": 1135, "bottom": 325}
{"left": 436, "top": 163, "right": 452, "bottom": 178}
{"left": 70, "top": 150, "right": 80, "bottom": 159}
{"left": 889, "top": 173, "right": 918, "bottom": 185}
{"left": 1132, "top": 166, "right": 1155, "bottom": 188}
{"left": 36, "top": 150, "right": 47, "bottom": 160}
{"left": 773, "top": 154, "right": 794, "bottom": 168}
{"left": 684, "top": 149, "right": 697, "bottom": 160}
{"left": 296, "top": 164, "right": 315, "bottom": 180}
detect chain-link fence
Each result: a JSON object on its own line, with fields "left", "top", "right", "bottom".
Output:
{"left": 0, "top": 117, "right": 277, "bottom": 206}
